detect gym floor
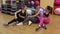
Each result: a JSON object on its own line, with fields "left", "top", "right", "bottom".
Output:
{"left": 0, "top": 12, "right": 60, "bottom": 34}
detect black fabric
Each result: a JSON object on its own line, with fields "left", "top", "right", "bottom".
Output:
{"left": 8, "top": 18, "right": 16, "bottom": 24}
{"left": 17, "top": 10, "right": 26, "bottom": 18}
{"left": 44, "top": 13, "right": 49, "bottom": 17}
{"left": 32, "top": 17, "right": 39, "bottom": 23}
{"left": 16, "top": 11, "right": 26, "bottom": 22}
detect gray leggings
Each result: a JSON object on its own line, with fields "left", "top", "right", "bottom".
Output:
{"left": 24, "top": 17, "right": 39, "bottom": 23}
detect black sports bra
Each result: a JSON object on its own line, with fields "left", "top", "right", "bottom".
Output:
{"left": 44, "top": 13, "right": 49, "bottom": 17}
{"left": 17, "top": 10, "right": 26, "bottom": 18}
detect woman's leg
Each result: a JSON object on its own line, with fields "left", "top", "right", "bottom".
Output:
{"left": 3, "top": 18, "right": 17, "bottom": 26}
{"left": 8, "top": 18, "right": 17, "bottom": 24}
{"left": 44, "top": 18, "right": 50, "bottom": 24}
{"left": 31, "top": 17, "right": 39, "bottom": 23}
{"left": 16, "top": 18, "right": 25, "bottom": 26}
{"left": 42, "top": 18, "right": 50, "bottom": 30}
{"left": 24, "top": 17, "right": 33, "bottom": 25}
{"left": 26, "top": 17, "right": 32, "bottom": 25}
{"left": 36, "top": 17, "right": 44, "bottom": 31}
{"left": 39, "top": 17, "right": 44, "bottom": 26}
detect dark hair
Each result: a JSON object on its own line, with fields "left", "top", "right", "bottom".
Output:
{"left": 47, "top": 6, "right": 53, "bottom": 14}
{"left": 47, "top": 6, "right": 51, "bottom": 10}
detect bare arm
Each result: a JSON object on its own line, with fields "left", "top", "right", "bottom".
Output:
{"left": 15, "top": 9, "right": 21, "bottom": 19}
{"left": 26, "top": 11, "right": 27, "bottom": 18}
{"left": 19, "top": 14, "right": 25, "bottom": 18}
{"left": 18, "top": 10, "right": 26, "bottom": 18}
{"left": 30, "top": 10, "right": 40, "bottom": 17}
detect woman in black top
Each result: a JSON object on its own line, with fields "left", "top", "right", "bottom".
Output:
{"left": 3, "top": 5, "right": 27, "bottom": 26}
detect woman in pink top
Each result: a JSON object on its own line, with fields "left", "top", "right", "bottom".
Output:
{"left": 36, "top": 6, "right": 50, "bottom": 31}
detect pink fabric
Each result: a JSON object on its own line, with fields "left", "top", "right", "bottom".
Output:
{"left": 38, "top": 17, "right": 50, "bottom": 26}
{"left": 54, "top": 8, "right": 60, "bottom": 15}
{"left": 35, "top": 1, "right": 40, "bottom": 6}
{"left": 54, "top": 0, "right": 60, "bottom": 4}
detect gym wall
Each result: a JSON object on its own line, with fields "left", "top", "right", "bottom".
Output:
{"left": 1, "top": 0, "right": 54, "bottom": 8}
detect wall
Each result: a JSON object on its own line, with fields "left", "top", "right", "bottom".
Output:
{"left": 1, "top": 0, "right": 54, "bottom": 8}
{"left": 40, "top": 0, "right": 54, "bottom": 8}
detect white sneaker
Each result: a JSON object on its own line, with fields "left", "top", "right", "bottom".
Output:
{"left": 16, "top": 22, "right": 23, "bottom": 26}
{"left": 28, "top": 21, "right": 32, "bottom": 25}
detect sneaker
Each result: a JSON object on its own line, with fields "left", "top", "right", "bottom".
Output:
{"left": 3, "top": 24, "right": 9, "bottom": 27}
{"left": 36, "top": 26, "right": 40, "bottom": 31}
{"left": 16, "top": 22, "right": 23, "bottom": 26}
{"left": 28, "top": 21, "right": 32, "bottom": 26}
{"left": 43, "top": 25, "right": 47, "bottom": 30}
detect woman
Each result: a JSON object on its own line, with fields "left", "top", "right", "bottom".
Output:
{"left": 23, "top": 6, "right": 39, "bottom": 25}
{"left": 3, "top": 5, "right": 27, "bottom": 26}
{"left": 36, "top": 5, "right": 50, "bottom": 31}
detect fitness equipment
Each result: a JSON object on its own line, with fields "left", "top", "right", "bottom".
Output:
{"left": 16, "top": 0, "right": 23, "bottom": 10}
{"left": 2, "top": 0, "right": 25, "bottom": 15}
{"left": 54, "top": 0, "right": 60, "bottom": 15}
{"left": 1, "top": 0, "right": 40, "bottom": 15}
{"left": 11, "top": 0, "right": 17, "bottom": 15}
{"left": 35, "top": 1, "right": 39, "bottom": 6}
{"left": 1, "top": 0, "right": 17, "bottom": 15}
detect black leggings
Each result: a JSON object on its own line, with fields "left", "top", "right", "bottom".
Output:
{"left": 8, "top": 18, "right": 16, "bottom": 24}
{"left": 8, "top": 13, "right": 25, "bottom": 25}
{"left": 8, "top": 18, "right": 24, "bottom": 24}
